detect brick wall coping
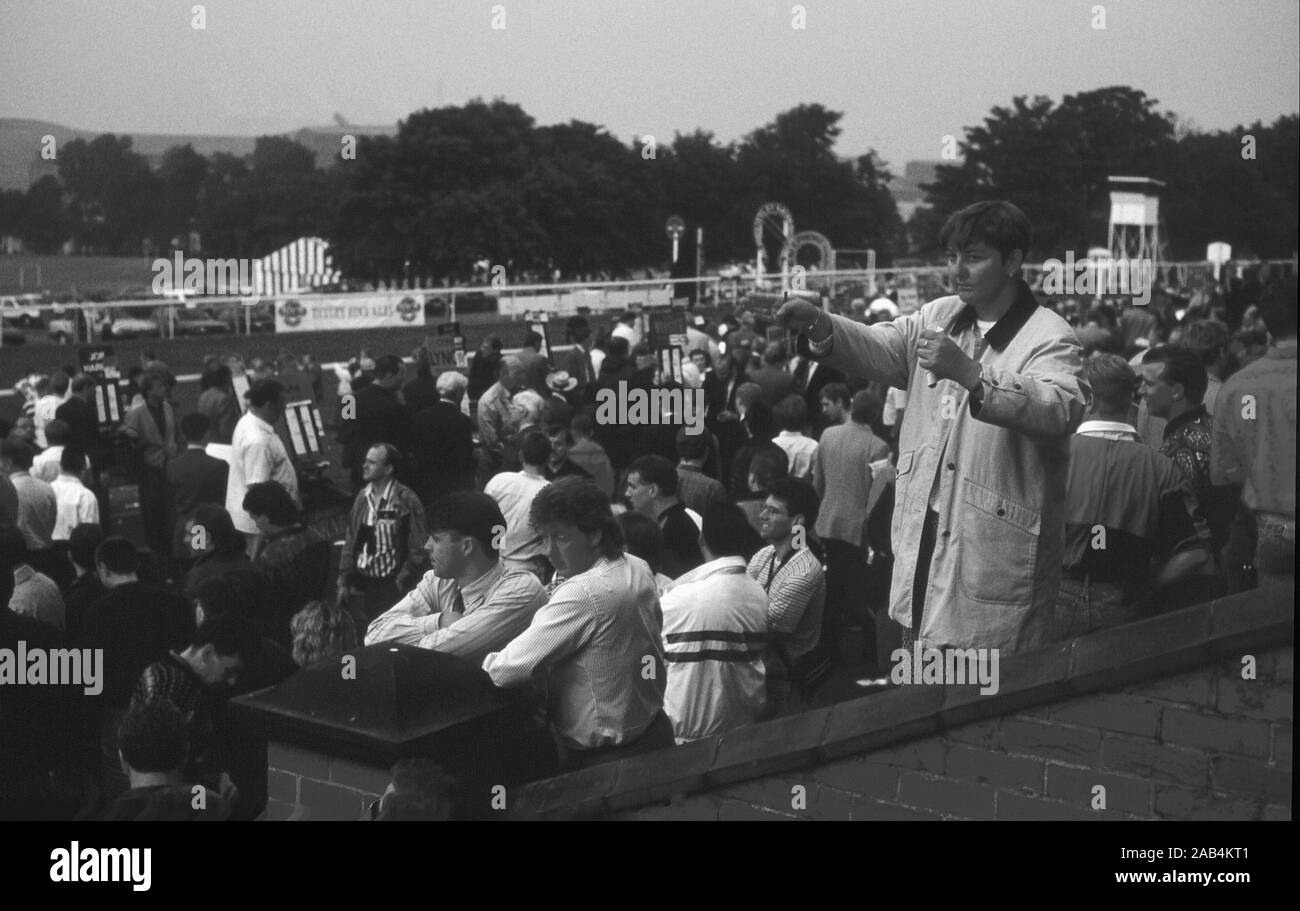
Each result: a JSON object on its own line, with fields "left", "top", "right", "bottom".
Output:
{"left": 506, "top": 584, "right": 1293, "bottom": 819}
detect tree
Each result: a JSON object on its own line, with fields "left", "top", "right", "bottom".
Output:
{"left": 19, "top": 176, "right": 67, "bottom": 254}
{"left": 57, "top": 134, "right": 159, "bottom": 254}
{"left": 914, "top": 87, "right": 1177, "bottom": 259}
{"left": 155, "top": 144, "right": 209, "bottom": 250}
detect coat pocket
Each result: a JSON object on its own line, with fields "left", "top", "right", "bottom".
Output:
{"left": 956, "top": 478, "right": 1039, "bottom": 605}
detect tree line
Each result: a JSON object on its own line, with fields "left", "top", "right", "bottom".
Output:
{"left": 0, "top": 88, "right": 1293, "bottom": 286}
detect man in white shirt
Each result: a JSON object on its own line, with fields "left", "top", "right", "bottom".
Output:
{"left": 226, "top": 379, "right": 299, "bottom": 556}
{"left": 484, "top": 430, "right": 552, "bottom": 579}
{"left": 32, "top": 420, "right": 92, "bottom": 483}
{"left": 661, "top": 502, "right": 767, "bottom": 743}
{"left": 50, "top": 447, "right": 99, "bottom": 541}
{"left": 33, "top": 374, "right": 66, "bottom": 449}
{"left": 366, "top": 491, "right": 546, "bottom": 665}
{"left": 611, "top": 311, "right": 642, "bottom": 351}
{"left": 483, "top": 477, "right": 671, "bottom": 770}
{"left": 772, "top": 394, "right": 818, "bottom": 480}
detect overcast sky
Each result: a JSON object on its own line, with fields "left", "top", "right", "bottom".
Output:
{"left": 2, "top": 0, "right": 1296, "bottom": 168}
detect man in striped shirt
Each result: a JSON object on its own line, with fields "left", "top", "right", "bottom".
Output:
{"left": 366, "top": 492, "right": 546, "bottom": 666}
{"left": 661, "top": 502, "right": 767, "bottom": 743}
{"left": 483, "top": 477, "right": 673, "bottom": 770}
{"left": 748, "top": 477, "right": 826, "bottom": 716}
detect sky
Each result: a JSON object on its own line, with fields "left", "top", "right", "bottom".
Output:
{"left": 2, "top": 0, "right": 1297, "bottom": 169}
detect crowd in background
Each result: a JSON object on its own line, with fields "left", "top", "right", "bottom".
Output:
{"left": 2, "top": 242, "right": 1294, "bottom": 819}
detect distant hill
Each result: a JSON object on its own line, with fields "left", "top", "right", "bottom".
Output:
{"left": 0, "top": 118, "right": 398, "bottom": 191}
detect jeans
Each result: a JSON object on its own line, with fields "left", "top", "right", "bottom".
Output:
{"left": 1054, "top": 576, "right": 1132, "bottom": 640}
{"left": 1254, "top": 511, "right": 1295, "bottom": 589}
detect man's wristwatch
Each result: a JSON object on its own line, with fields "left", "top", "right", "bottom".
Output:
{"left": 807, "top": 312, "right": 834, "bottom": 356}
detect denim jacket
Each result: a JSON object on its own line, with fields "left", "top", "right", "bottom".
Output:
{"left": 815, "top": 280, "right": 1089, "bottom": 651}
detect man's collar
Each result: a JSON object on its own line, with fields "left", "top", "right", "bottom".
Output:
{"left": 461, "top": 560, "right": 505, "bottom": 605}
{"left": 1076, "top": 419, "right": 1139, "bottom": 438}
{"left": 678, "top": 463, "right": 704, "bottom": 474}
{"left": 947, "top": 278, "right": 1040, "bottom": 351}
{"left": 1267, "top": 340, "right": 1298, "bottom": 359}
{"left": 13, "top": 564, "right": 35, "bottom": 585}
{"left": 1162, "top": 404, "right": 1207, "bottom": 439}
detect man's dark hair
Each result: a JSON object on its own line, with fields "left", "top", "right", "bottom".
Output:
{"left": 819, "top": 383, "right": 851, "bottom": 409}
{"left": 688, "top": 348, "right": 712, "bottom": 368}
{"left": 1182, "top": 320, "right": 1230, "bottom": 368}
{"left": 69, "top": 523, "right": 104, "bottom": 571}
{"left": 1082, "top": 353, "right": 1137, "bottom": 414}
{"left": 567, "top": 316, "right": 590, "bottom": 342}
{"left": 938, "top": 200, "right": 1032, "bottom": 264}
{"left": 606, "top": 336, "right": 630, "bottom": 358}
{"left": 44, "top": 419, "right": 70, "bottom": 447}
{"left": 192, "top": 611, "right": 260, "bottom": 662}
{"left": 628, "top": 454, "right": 677, "bottom": 497}
{"left": 519, "top": 430, "right": 552, "bottom": 468}
{"left": 428, "top": 491, "right": 508, "bottom": 555}
{"left": 180, "top": 413, "right": 211, "bottom": 443}
{"left": 528, "top": 477, "right": 623, "bottom": 559}
{"left": 71, "top": 374, "right": 97, "bottom": 395}
{"left": 1144, "top": 345, "right": 1208, "bottom": 406}
{"left": 139, "top": 372, "right": 167, "bottom": 395}
{"left": 773, "top": 395, "right": 808, "bottom": 433}
{"left": 191, "top": 504, "right": 244, "bottom": 557}
{"left": 617, "top": 511, "right": 666, "bottom": 577}
{"left": 369, "top": 442, "right": 403, "bottom": 477}
{"left": 570, "top": 414, "right": 594, "bottom": 437}
{"left": 51, "top": 371, "right": 70, "bottom": 396}
{"left": 117, "top": 700, "right": 190, "bottom": 774}
{"left": 675, "top": 427, "right": 711, "bottom": 462}
{"left": 850, "top": 388, "right": 883, "bottom": 425}
{"left": 1, "top": 438, "right": 35, "bottom": 470}
{"left": 242, "top": 481, "right": 301, "bottom": 527}
{"left": 195, "top": 574, "right": 260, "bottom": 622}
{"left": 95, "top": 536, "right": 140, "bottom": 575}
{"left": 702, "top": 501, "right": 761, "bottom": 559}
{"left": 0, "top": 523, "right": 27, "bottom": 565}
{"left": 743, "top": 401, "right": 775, "bottom": 441}
{"left": 748, "top": 447, "right": 788, "bottom": 491}
{"left": 59, "top": 446, "right": 86, "bottom": 475}
{"left": 766, "top": 476, "right": 820, "bottom": 530}
{"left": 1259, "top": 277, "right": 1298, "bottom": 339}
{"left": 762, "top": 341, "right": 786, "bottom": 365}
{"left": 524, "top": 330, "right": 544, "bottom": 350}
{"left": 247, "top": 379, "right": 285, "bottom": 410}
{"left": 375, "top": 354, "right": 403, "bottom": 378}
{"left": 379, "top": 759, "right": 459, "bottom": 821}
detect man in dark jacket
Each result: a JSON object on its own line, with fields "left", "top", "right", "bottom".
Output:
{"left": 410, "top": 372, "right": 477, "bottom": 510}
{"left": 339, "top": 354, "right": 407, "bottom": 492}
{"left": 167, "top": 414, "right": 229, "bottom": 570}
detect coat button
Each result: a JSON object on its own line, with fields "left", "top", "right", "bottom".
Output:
{"left": 1013, "top": 383, "right": 1022, "bottom": 390}
{"left": 947, "top": 462, "right": 955, "bottom": 470}
{"left": 996, "top": 507, "right": 1006, "bottom": 516}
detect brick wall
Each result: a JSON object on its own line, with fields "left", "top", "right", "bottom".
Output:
{"left": 503, "top": 587, "right": 1292, "bottom": 820}
{"left": 623, "top": 646, "right": 1291, "bottom": 821}
{"left": 261, "top": 741, "right": 389, "bottom": 821}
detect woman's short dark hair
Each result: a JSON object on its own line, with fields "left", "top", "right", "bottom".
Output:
{"left": 528, "top": 476, "right": 623, "bottom": 559}
{"left": 773, "top": 394, "right": 808, "bottom": 432}
{"left": 242, "top": 481, "right": 301, "bottom": 527}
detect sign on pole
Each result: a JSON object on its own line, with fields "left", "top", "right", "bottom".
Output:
{"left": 666, "top": 215, "right": 685, "bottom": 264}
{"left": 426, "top": 321, "right": 467, "bottom": 371}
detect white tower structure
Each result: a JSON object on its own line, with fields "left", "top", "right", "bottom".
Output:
{"left": 1107, "top": 176, "right": 1167, "bottom": 271}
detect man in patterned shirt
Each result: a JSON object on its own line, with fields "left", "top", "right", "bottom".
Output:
{"left": 747, "top": 476, "right": 827, "bottom": 716}
{"left": 1141, "top": 346, "right": 1234, "bottom": 553}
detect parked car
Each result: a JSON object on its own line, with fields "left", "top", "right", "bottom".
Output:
{"left": 106, "top": 309, "right": 161, "bottom": 339}
{"left": 0, "top": 324, "right": 26, "bottom": 345}
{"left": 1, "top": 295, "right": 43, "bottom": 328}
{"left": 174, "top": 307, "right": 229, "bottom": 336}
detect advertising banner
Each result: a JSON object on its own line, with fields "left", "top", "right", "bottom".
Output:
{"left": 274, "top": 294, "right": 426, "bottom": 333}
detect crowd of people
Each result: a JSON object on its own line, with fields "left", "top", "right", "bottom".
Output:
{"left": 2, "top": 200, "right": 1294, "bottom": 820}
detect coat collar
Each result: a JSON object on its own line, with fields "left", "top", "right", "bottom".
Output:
{"left": 947, "top": 278, "right": 1040, "bottom": 351}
